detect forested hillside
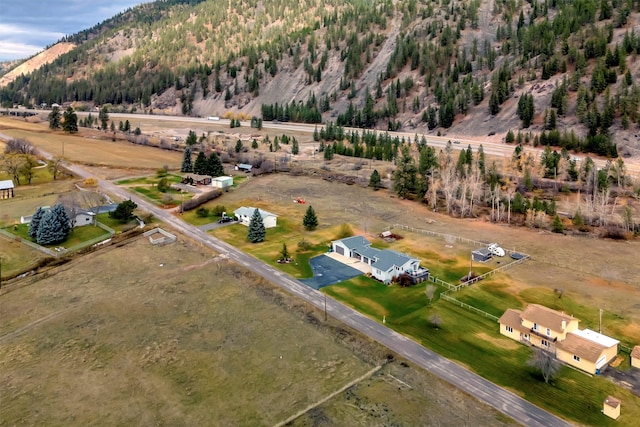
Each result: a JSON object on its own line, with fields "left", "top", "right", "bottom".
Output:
{"left": 2, "top": 0, "right": 640, "bottom": 157}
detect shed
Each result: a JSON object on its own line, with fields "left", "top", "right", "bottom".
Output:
{"left": 472, "top": 248, "right": 492, "bottom": 262}
{"left": 631, "top": 345, "right": 640, "bottom": 369}
{"left": 182, "top": 174, "right": 212, "bottom": 186}
{"left": 0, "top": 179, "right": 15, "bottom": 199}
{"left": 73, "top": 211, "right": 96, "bottom": 227}
{"left": 212, "top": 176, "right": 233, "bottom": 189}
{"left": 603, "top": 396, "right": 620, "bottom": 419}
{"left": 235, "top": 163, "right": 253, "bottom": 173}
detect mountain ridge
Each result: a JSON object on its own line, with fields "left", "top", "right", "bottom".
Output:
{"left": 2, "top": 0, "right": 640, "bottom": 157}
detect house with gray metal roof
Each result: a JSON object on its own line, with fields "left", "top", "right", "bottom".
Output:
{"left": 233, "top": 207, "right": 277, "bottom": 228}
{"left": 331, "top": 236, "right": 428, "bottom": 284}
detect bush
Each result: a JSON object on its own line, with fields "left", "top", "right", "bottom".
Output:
{"left": 212, "top": 205, "right": 226, "bottom": 216}
{"left": 196, "top": 207, "right": 210, "bottom": 217}
{"left": 181, "top": 189, "right": 222, "bottom": 211}
{"left": 157, "top": 177, "right": 169, "bottom": 192}
{"left": 297, "top": 239, "right": 312, "bottom": 251}
{"left": 336, "top": 223, "right": 353, "bottom": 239}
{"left": 84, "top": 177, "right": 98, "bottom": 187}
{"left": 156, "top": 166, "right": 168, "bottom": 177}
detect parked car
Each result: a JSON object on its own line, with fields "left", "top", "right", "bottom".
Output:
{"left": 487, "top": 243, "right": 505, "bottom": 257}
{"left": 217, "top": 216, "right": 235, "bottom": 223}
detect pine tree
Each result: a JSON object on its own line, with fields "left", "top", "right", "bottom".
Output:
{"left": 36, "top": 209, "right": 67, "bottom": 245}
{"left": 52, "top": 204, "right": 71, "bottom": 235}
{"left": 29, "top": 207, "right": 45, "bottom": 239}
{"left": 552, "top": 215, "right": 564, "bottom": 233}
{"left": 181, "top": 147, "right": 193, "bottom": 172}
{"left": 206, "top": 152, "right": 224, "bottom": 176}
{"left": 62, "top": 107, "right": 78, "bottom": 133}
{"left": 49, "top": 107, "right": 62, "bottom": 129}
{"left": 369, "top": 169, "right": 382, "bottom": 190}
{"left": 303, "top": 205, "right": 319, "bottom": 231}
{"left": 186, "top": 130, "right": 197, "bottom": 146}
{"left": 247, "top": 209, "right": 266, "bottom": 243}
{"left": 194, "top": 151, "right": 207, "bottom": 175}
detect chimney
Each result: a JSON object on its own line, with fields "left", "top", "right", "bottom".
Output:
{"left": 561, "top": 319, "right": 566, "bottom": 331}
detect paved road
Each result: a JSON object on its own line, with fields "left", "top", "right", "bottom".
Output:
{"left": 1, "top": 133, "right": 575, "bottom": 427}
{"left": 6, "top": 108, "right": 640, "bottom": 176}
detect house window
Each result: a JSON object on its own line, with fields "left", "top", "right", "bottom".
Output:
{"left": 546, "top": 328, "right": 551, "bottom": 336}
{"left": 541, "top": 339, "right": 550, "bottom": 347}
{"left": 505, "top": 326, "right": 513, "bottom": 333}
{"left": 573, "top": 355, "right": 581, "bottom": 362}
{"left": 533, "top": 323, "right": 538, "bottom": 331}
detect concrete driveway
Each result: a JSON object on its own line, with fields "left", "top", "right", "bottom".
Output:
{"left": 301, "top": 254, "right": 363, "bottom": 289}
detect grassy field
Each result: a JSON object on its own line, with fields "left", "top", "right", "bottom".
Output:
{"left": 0, "top": 234, "right": 49, "bottom": 280}
{"left": 322, "top": 277, "right": 640, "bottom": 426}
{"left": 0, "top": 235, "right": 514, "bottom": 426}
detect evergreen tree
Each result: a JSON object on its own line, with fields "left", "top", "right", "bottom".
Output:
{"left": 235, "top": 139, "right": 243, "bottom": 153}
{"left": 369, "top": 169, "right": 382, "bottom": 190}
{"left": 48, "top": 106, "right": 61, "bottom": 129}
{"left": 247, "top": 208, "right": 266, "bottom": 243}
{"left": 394, "top": 146, "right": 417, "bottom": 198}
{"left": 36, "top": 209, "right": 68, "bottom": 245}
{"left": 52, "top": 204, "right": 71, "bottom": 235}
{"left": 324, "top": 144, "right": 334, "bottom": 160}
{"left": 552, "top": 215, "right": 564, "bottom": 233}
{"left": 194, "top": 151, "right": 207, "bottom": 174}
{"left": 303, "top": 205, "right": 319, "bottom": 231}
{"left": 29, "top": 207, "right": 45, "bottom": 239}
{"left": 62, "top": 107, "right": 78, "bottom": 133}
{"left": 99, "top": 106, "right": 109, "bottom": 130}
{"left": 181, "top": 147, "right": 193, "bottom": 172}
{"left": 206, "top": 152, "right": 224, "bottom": 177}
{"left": 109, "top": 200, "right": 138, "bottom": 223}
{"left": 292, "top": 138, "right": 299, "bottom": 155}
{"left": 186, "top": 130, "right": 197, "bottom": 146}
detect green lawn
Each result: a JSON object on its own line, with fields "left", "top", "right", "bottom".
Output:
{"left": 322, "top": 278, "right": 640, "bottom": 426}
{"left": 95, "top": 213, "right": 136, "bottom": 232}
{"left": 116, "top": 174, "right": 182, "bottom": 185}
{"left": 8, "top": 223, "right": 109, "bottom": 249}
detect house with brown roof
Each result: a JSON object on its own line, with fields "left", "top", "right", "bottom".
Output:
{"left": 499, "top": 304, "right": 619, "bottom": 374}
{"left": 181, "top": 173, "right": 212, "bottom": 186}
{"left": 631, "top": 345, "right": 640, "bottom": 369}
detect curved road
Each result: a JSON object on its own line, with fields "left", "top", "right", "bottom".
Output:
{"left": 1, "top": 130, "right": 575, "bottom": 426}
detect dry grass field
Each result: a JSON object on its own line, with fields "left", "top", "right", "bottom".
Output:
{"left": 0, "top": 233, "right": 513, "bottom": 426}
{"left": 0, "top": 117, "right": 182, "bottom": 170}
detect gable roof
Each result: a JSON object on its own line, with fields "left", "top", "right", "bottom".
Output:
{"left": 0, "top": 179, "right": 14, "bottom": 190}
{"left": 631, "top": 345, "right": 640, "bottom": 359}
{"left": 335, "top": 235, "right": 370, "bottom": 250}
{"left": 372, "top": 249, "right": 417, "bottom": 272}
{"left": 522, "top": 304, "right": 578, "bottom": 332}
{"left": 234, "top": 206, "right": 276, "bottom": 219}
{"left": 498, "top": 308, "right": 530, "bottom": 333}
{"left": 558, "top": 332, "right": 607, "bottom": 362}
{"left": 604, "top": 396, "right": 620, "bottom": 409}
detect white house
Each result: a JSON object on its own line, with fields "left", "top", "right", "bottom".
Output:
{"left": 234, "top": 207, "right": 277, "bottom": 228}
{"left": 73, "top": 211, "right": 96, "bottom": 227}
{"left": 332, "top": 236, "right": 428, "bottom": 284}
{"left": 212, "top": 176, "right": 233, "bottom": 189}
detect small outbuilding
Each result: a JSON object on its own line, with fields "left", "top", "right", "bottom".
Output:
{"left": 631, "top": 345, "right": 640, "bottom": 369}
{"left": 182, "top": 174, "right": 212, "bottom": 186}
{"left": 603, "top": 396, "right": 621, "bottom": 420}
{"left": 212, "top": 176, "right": 233, "bottom": 189}
{"left": 235, "top": 163, "right": 253, "bottom": 173}
{"left": 234, "top": 206, "right": 277, "bottom": 228}
{"left": 472, "top": 248, "right": 492, "bottom": 262}
{"left": 0, "top": 179, "right": 15, "bottom": 199}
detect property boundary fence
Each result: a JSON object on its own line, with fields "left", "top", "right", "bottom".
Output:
{"left": 0, "top": 228, "right": 57, "bottom": 257}
{"left": 384, "top": 224, "right": 531, "bottom": 321}
{"left": 65, "top": 222, "right": 115, "bottom": 252}
{"left": 440, "top": 293, "right": 499, "bottom": 321}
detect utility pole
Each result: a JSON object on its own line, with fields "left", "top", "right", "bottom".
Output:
{"left": 599, "top": 308, "right": 603, "bottom": 333}
{"left": 324, "top": 294, "right": 327, "bottom": 321}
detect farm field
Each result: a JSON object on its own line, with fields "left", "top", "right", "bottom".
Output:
{"left": 0, "top": 117, "right": 182, "bottom": 170}
{"left": 0, "top": 234, "right": 513, "bottom": 426}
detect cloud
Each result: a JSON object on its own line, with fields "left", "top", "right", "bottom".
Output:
{"left": 0, "top": 0, "right": 148, "bottom": 61}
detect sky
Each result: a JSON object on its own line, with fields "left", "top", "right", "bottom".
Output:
{"left": 0, "top": 0, "right": 149, "bottom": 61}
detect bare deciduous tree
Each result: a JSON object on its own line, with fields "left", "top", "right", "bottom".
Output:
{"left": 528, "top": 348, "right": 561, "bottom": 383}
{"left": 5, "top": 138, "right": 34, "bottom": 155}
{"left": 425, "top": 284, "right": 436, "bottom": 304}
